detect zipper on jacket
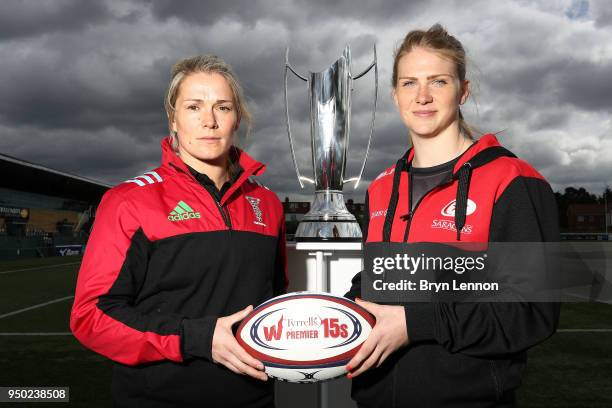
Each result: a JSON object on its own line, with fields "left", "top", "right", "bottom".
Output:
{"left": 402, "top": 172, "right": 414, "bottom": 242}
{"left": 215, "top": 199, "right": 232, "bottom": 230}
{"left": 402, "top": 187, "right": 435, "bottom": 241}
{"left": 199, "top": 184, "right": 233, "bottom": 230}
{"left": 402, "top": 172, "right": 453, "bottom": 242}
{"left": 168, "top": 162, "right": 237, "bottom": 230}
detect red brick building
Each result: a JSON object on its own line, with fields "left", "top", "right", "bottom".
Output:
{"left": 567, "top": 203, "right": 608, "bottom": 233}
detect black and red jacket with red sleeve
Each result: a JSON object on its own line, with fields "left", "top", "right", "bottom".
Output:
{"left": 346, "top": 134, "right": 560, "bottom": 408}
{"left": 70, "top": 137, "right": 287, "bottom": 407}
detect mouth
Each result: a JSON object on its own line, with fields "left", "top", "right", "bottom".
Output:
{"left": 412, "top": 110, "right": 436, "bottom": 117}
{"left": 196, "top": 137, "right": 223, "bottom": 143}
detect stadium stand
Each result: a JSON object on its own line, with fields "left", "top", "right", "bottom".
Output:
{"left": 0, "top": 153, "right": 110, "bottom": 260}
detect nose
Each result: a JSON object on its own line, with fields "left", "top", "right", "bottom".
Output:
{"left": 201, "top": 108, "right": 218, "bottom": 129}
{"left": 416, "top": 85, "right": 432, "bottom": 104}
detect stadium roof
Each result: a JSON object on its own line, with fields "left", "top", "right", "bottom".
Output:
{"left": 1, "top": 152, "right": 110, "bottom": 203}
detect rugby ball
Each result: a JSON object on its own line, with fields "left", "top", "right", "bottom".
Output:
{"left": 235, "top": 291, "right": 375, "bottom": 383}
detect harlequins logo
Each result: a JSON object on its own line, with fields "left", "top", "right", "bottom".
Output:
{"left": 245, "top": 196, "right": 266, "bottom": 226}
{"left": 168, "top": 200, "right": 201, "bottom": 222}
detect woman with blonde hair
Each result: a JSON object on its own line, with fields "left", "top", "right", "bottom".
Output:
{"left": 71, "top": 55, "right": 286, "bottom": 407}
{"left": 345, "top": 24, "right": 559, "bottom": 407}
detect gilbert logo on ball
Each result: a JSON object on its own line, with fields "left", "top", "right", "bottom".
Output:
{"left": 235, "top": 292, "right": 376, "bottom": 383}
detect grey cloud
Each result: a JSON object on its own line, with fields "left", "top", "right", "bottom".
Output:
{"left": 468, "top": 6, "right": 612, "bottom": 116}
{"left": 0, "top": 1, "right": 388, "bottom": 141}
{"left": 556, "top": 59, "right": 612, "bottom": 111}
{"left": 516, "top": 139, "right": 567, "bottom": 170}
{"left": 482, "top": 55, "right": 612, "bottom": 120}
{"left": 0, "top": 0, "right": 609, "bottom": 199}
{"left": 525, "top": 110, "right": 570, "bottom": 131}
{"left": 0, "top": 0, "right": 113, "bottom": 40}
{"left": 149, "top": 0, "right": 429, "bottom": 28}
{"left": 149, "top": 0, "right": 259, "bottom": 27}
{"left": 548, "top": 160, "right": 612, "bottom": 188}
{"left": 0, "top": 35, "right": 172, "bottom": 136}
{"left": 591, "top": 0, "right": 612, "bottom": 27}
{"left": 0, "top": 125, "right": 161, "bottom": 186}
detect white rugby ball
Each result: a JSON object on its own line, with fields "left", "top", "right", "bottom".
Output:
{"left": 235, "top": 291, "right": 375, "bottom": 383}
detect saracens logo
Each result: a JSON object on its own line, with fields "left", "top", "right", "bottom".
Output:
{"left": 246, "top": 196, "right": 266, "bottom": 226}
{"left": 441, "top": 199, "right": 477, "bottom": 217}
{"left": 431, "top": 219, "right": 473, "bottom": 234}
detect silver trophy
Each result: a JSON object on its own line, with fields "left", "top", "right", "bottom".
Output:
{"left": 285, "top": 45, "right": 378, "bottom": 241}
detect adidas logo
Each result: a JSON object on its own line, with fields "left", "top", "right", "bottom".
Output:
{"left": 168, "top": 201, "right": 201, "bottom": 222}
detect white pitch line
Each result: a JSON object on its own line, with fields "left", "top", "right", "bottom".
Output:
{"left": 0, "top": 332, "right": 72, "bottom": 336}
{"left": 0, "top": 296, "right": 74, "bottom": 319}
{"left": 557, "top": 329, "right": 612, "bottom": 333}
{"left": 0, "top": 262, "right": 80, "bottom": 275}
{"left": 1, "top": 330, "right": 610, "bottom": 335}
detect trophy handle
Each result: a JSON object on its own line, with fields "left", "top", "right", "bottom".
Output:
{"left": 343, "top": 44, "right": 378, "bottom": 189}
{"left": 284, "top": 47, "right": 314, "bottom": 188}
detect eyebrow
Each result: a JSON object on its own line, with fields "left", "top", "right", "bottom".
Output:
{"left": 398, "top": 74, "right": 454, "bottom": 80}
{"left": 182, "top": 99, "right": 234, "bottom": 104}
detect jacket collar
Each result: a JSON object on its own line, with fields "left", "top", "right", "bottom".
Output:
{"left": 402, "top": 133, "right": 502, "bottom": 174}
{"left": 160, "top": 136, "right": 267, "bottom": 205}
{"left": 385, "top": 133, "right": 513, "bottom": 242}
{"left": 452, "top": 133, "right": 501, "bottom": 172}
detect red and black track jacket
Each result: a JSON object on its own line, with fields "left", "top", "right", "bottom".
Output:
{"left": 71, "top": 137, "right": 287, "bottom": 408}
{"left": 346, "top": 134, "right": 560, "bottom": 408}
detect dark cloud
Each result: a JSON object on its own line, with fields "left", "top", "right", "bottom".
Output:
{"left": 0, "top": 0, "right": 609, "bottom": 199}
{"left": 517, "top": 139, "right": 566, "bottom": 170}
{"left": 556, "top": 59, "right": 612, "bottom": 112}
{"left": 591, "top": 0, "right": 612, "bottom": 27}
{"left": 0, "top": 125, "right": 161, "bottom": 186}
{"left": 0, "top": 0, "right": 113, "bottom": 40}
{"left": 488, "top": 56, "right": 612, "bottom": 112}
{"left": 526, "top": 110, "right": 570, "bottom": 131}
{"left": 149, "top": 0, "right": 428, "bottom": 28}
{"left": 0, "top": 32, "right": 172, "bottom": 138}
{"left": 149, "top": 0, "right": 259, "bottom": 27}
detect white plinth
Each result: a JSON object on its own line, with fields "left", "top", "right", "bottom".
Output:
{"left": 275, "top": 242, "right": 362, "bottom": 408}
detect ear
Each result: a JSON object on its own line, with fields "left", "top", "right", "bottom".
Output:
{"left": 170, "top": 114, "right": 178, "bottom": 134}
{"left": 459, "top": 79, "right": 470, "bottom": 105}
{"left": 392, "top": 88, "right": 399, "bottom": 108}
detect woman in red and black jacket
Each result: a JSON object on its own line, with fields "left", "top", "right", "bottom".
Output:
{"left": 70, "top": 55, "right": 287, "bottom": 408}
{"left": 345, "top": 25, "right": 559, "bottom": 407}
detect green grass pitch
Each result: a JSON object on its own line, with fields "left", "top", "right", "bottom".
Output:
{"left": 0, "top": 256, "right": 610, "bottom": 407}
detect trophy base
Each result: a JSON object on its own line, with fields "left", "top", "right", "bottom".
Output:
{"left": 294, "top": 191, "right": 363, "bottom": 241}
{"left": 294, "top": 220, "right": 362, "bottom": 242}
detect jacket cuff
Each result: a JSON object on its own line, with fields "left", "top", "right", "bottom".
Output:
{"left": 180, "top": 316, "right": 218, "bottom": 361}
{"left": 404, "top": 304, "right": 436, "bottom": 344}
{"left": 344, "top": 271, "right": 362, "bottom": 301}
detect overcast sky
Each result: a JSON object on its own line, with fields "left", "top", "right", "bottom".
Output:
{"left": 1, "top": 0, "right": 611, "bottom": 201}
